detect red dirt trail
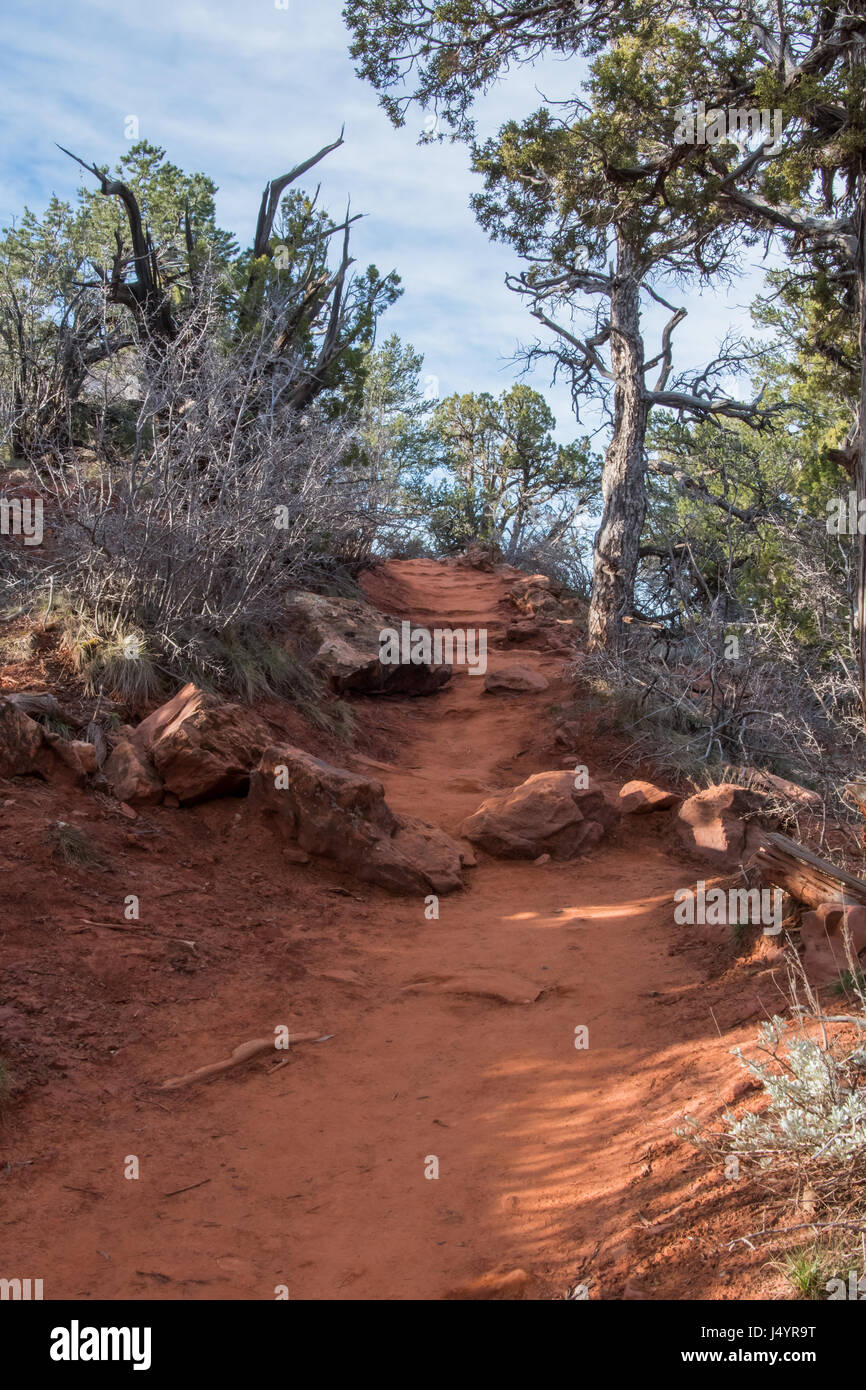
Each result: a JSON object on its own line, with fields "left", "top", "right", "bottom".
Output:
{"left": 1, "top": 559, "right": 791, "bottom": 1300}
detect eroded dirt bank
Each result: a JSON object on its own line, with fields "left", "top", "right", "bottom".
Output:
{"left": 1, "top": 559, "right": 790, "bottom": 1299}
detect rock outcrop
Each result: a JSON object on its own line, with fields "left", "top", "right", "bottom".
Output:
{"left": 284, "top": 591, "right": 451, "bottom": 696}
{"left": 506, "top": 573, "right": 580, "bottom": 622}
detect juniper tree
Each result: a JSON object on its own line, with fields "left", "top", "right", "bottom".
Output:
{"left": 415, "top": 383, "right": 599, "bottom": 558}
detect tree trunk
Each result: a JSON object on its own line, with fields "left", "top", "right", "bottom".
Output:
{"left": 587, "top": 236, "right": 649, "bottom": 652}
{"left": 857, "top": 173, "right": 866, "bottom": 719}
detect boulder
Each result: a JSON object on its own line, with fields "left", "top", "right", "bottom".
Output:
{"left": 69, "top": 740, "right": 100, "bottom": 776}
{"left": 483, "top": 664, "right": 549, "bottom": 694}
{"left": 619, "top": 780, "right": 680, "bottom": 814}
{"left": 250, "top": 745, "right": 470, "bottom": 894}
{"left": 131, "top": 683, "right": 270, "bottom": 804}
{"left": 800, "top": 902, "right": 866, "bottom": 985}
{"left": 675, "top": 784, "right": 773, "bottom": 870}
{"left": 284, "top": 591, "right": 450, "bottom": 696}
{"left": 104, "top": 737, "right": 164, "bottom": 805}
{"left": 460, "top": 771, "right": 619, "bottom": 860}
{"left": 0, "top": 698, "right": 45, "bottom": 778}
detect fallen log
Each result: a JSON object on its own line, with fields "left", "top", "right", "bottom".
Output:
{"left": 4, "top": 690, "right": 78, "bottom": 727}
{"left": 748, "top": 831, "right": 866, "bottom": 910}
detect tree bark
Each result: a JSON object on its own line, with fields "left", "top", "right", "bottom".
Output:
{"left": 857, "top": 172, "right": 866, "bottom": 717}
{"left": 587, "top": 235, "right": 649, "bottom": 652}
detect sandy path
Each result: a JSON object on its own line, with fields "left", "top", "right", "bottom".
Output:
{"left": 2, "top": 559, "right": 778, "bottom": 1300}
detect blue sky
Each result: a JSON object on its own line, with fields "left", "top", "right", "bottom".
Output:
{"left": 0, "top": 0, "right": 775, "bottom": 441}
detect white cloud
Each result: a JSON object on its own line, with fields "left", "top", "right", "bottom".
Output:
{"left": 0, "top": 0, "right": 779, "bottom": 441}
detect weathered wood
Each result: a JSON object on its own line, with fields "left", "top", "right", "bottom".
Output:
{"left": 158, "top": 1031, "right": 330, "bottom": 1091}
{"left": 748, "top": 831, "right": 866, "bottom": 910}
{"left": 4, "top": 691, "right": 78, "bottom": 727}
{"left": 84, "top": 721, "right": 109, "bottom": 768}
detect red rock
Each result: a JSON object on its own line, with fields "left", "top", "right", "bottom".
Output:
{"left": 507, "top": 573, "right": 577, "bottom": 620}
{"left": 674, "top": 784, "right": 773, "bottom": 870}
{"left": 36, "top": 733, "right": 99, "bottom": 785}
{"left": 619, "top": 780, "right": 680, "bottom": 814}
{"left": 483, "top": 664, "right": 549, "bottom": 694}
{"left": 250, "top": 745, "right": 471, "bottom": 895}
{"left": 506, "top": 621, "right": 538, "bottom": 644}
{"left": 132, "top": 684, "right": 270, "bottom": 804}
{"left": 0, "top": 698, "right": 44, "bottom": 778}
{"left": 460, "top": 771, "right": 619, "bottom": 860}
{"left": 403, "top": 971, "right": 542, "bottom": 1005}
{"left": 104, "top": 737, "right": 163, "bottom": 805}
{"left": 723, "top": 1076, "right": 762, "bottom": 1107}
{"left": 801, "top": 902, "right": 866, "bottom": 984}
{"left": 454, "top": 543, "right": 502, "bottom": 572}
{"left": 69, "top": 740, "right": 99, "bottom": 775}
{"left": 284, "top": 592, "right": 451, "bottom": 696}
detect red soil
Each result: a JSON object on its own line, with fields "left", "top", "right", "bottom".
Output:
{"left": 0, "top": 559, "right": 798, "bottom": 1300}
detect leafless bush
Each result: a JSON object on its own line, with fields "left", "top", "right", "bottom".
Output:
{"left": 578, "top": 507, "right": 864, "bottom": 820}
{"left": 578, "top": 611, "right": 862, "bottom": 813}
{"left": 8, "top": 286, "right": 390, "bottom": 692}
{"left": 511, "top": 523, "right": 594, "bottom": 598}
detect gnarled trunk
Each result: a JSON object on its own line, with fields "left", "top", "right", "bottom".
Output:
{"left": 857, "top": 174, "right": 866, "bottom": 718}
{"left": 587, "top": 239, "right": 648, "bottom": 651}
